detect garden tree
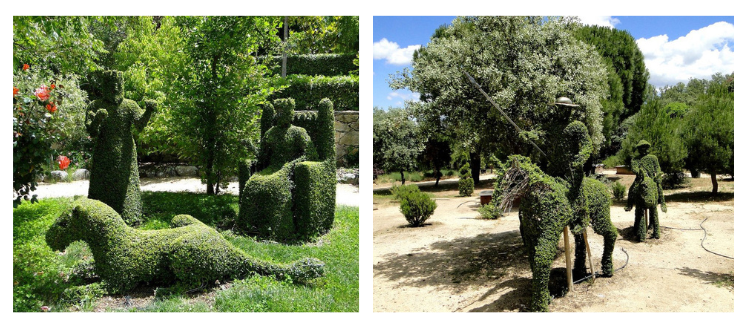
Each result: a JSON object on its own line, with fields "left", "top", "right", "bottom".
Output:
{"left": 618, "top": 99, "right": 688, "bottom": 174}
{"left": 13, "top": 67, "right": 88, "bottom": 205}
{"left": 392, "top": 16, "right": 608, "bottom": 183}
{"left": 574, "top": 25, "right": 649, "bottom": 158}
{"left": 280, "top": 16, "right": 359, "bottom": 54}
{"left": 13, "top": 16, "right": 106, "bottom": 74}
{"left": 112, "top": 16, "right": 188, "bottom": 158}
{"left": 373, "top": 107, "right": 425, "bottom": 185}
{"left": 681, "top": 73, "right": 734, "bottom": 194}
{"left": 419, "top": 136, "right": 452, "bottom": 187}
{"left": 171, "top": 16, "right": 283, "bottom": 194}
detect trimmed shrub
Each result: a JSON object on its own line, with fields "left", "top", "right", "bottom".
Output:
{"left": 294, "top": 160, "right": 337, "bottom": 238}
{"left": 399, "top": 191, "right": 437, "bottom": 227}
{"left": 45, "top": 199, "right": 324, "bottom": 292}
{"left": 272, "top": 75, "right": 359, "bottom": 111}
{"left": 612, "top": 181, "right": 626, "bottom": 201}
{"left": 85, "top": 70, "right": 156, "bottom": 226}
{"left": 478, "top": 204, "right": 500, "bottom": 220}
{"left": 265, "top": 54, "right": 358, "bottom": 76}
{"left": 459, "top": 163, "right": 474, "bottom": 196}
{"left": 662, "top": 172, "right": 689, "bottom": 189}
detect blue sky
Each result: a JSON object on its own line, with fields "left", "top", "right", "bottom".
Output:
{"left": 373, "top": 16, "right": 735, "bottom": 109}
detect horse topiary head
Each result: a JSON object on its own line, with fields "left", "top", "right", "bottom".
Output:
{"left": 46, "top": 198, "right": 127, "bottom": 252}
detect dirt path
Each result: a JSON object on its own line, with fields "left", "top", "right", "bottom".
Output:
{"left": 32, "top": 177, "right": 359, "bottom": 207}
{"left": 373, "top": 178, "right": 734, "bottom": 312}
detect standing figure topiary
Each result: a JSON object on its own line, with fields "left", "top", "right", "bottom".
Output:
{"left": 458, "top": 163, "right": 474, "bottom": 196}
{"left": 85, "top": 70, "right": 157, "bottom": 226}
{"left": 625, "top": 140, "right": 667, "bottom": 241}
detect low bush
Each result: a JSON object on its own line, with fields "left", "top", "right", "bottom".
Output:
{"left": 662, "top": 172, "right": 689, "bottom": 189}
{"left": 399, "top": 191, "right": 437, "bottom": 227}
{"left": 478, "top": 204, "right": 500, "bottom": 220}
{"left": 611, "top": 181, "right": 626, "bottom": 201}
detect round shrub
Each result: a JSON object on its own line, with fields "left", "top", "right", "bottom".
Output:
{"left": 612, "top": 181, "right": 626, "bottom": 201}
{"left": 391, "top": 184, "right": 420, "bottom": 200}
{"left": 399, "top": 191, "right": 437, "bottom": 227}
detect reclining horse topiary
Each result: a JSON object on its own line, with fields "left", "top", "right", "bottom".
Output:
{"left": 46, "top": 198, "right": 325, "bottom": 293}
{"left": 492, "top": 122, "right": 617, "bottom": 312}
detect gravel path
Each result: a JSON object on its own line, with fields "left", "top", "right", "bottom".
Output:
{"left": 31, "top": 177, "right": 359, "bottom": 207}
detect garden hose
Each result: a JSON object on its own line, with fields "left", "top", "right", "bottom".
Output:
{"left": 573, "top": 247, "right": 629, "bottom": 284}
{"left": 662, "top": 218, "right": 734, "bottom": 260}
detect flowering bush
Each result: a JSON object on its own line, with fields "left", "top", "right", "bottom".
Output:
{"left": 13, "top": 65, "right": 88, "bottom": 205}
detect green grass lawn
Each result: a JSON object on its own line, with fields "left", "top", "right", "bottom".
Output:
{"left": 13, "top": 192, "right": 358, "bottom": 312}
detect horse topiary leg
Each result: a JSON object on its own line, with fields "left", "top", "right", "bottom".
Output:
{"left": 635, "top": 207, "right": 646, "bottom": 241}
{"left": 573, "top": 232, "right": 587, "bottom": 278}
{"left": 650, "top": 207, "right": 660, "bottom": 239}
{"left": 529, "top": 234, "right": 559, "bottom": 312}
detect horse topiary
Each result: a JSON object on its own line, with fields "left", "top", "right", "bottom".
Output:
{"left": 45, "top": 198, "right": 325, "bottom": 293}
{"left": 492, "top": 121, "right": 617, "bottom": 312}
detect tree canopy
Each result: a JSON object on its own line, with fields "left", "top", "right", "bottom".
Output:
{"left": 391, "top": 16, "right": 609, "bottom": 180}
{"left": 373, "top": 107, "right": 425, "bottom": 185}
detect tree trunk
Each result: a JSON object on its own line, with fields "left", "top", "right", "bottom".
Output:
{"left": 711, "top": 171, "right": 719, "bottom": 195}
{"left": 400, "top": 170, "right": 406, "bottom": 185}
{"left": 470, "top": 151, "right": 481, "bottom": 184}
{"left": 434, "top": 166, "right": 441, "bottom": 187}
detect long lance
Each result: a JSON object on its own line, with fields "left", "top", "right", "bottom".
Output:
{"left": 462, "top": 70, "right": 547, "bottom": 158}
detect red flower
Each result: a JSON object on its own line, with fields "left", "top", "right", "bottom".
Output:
{"left": 13, "top": 87, "right": 19, "bottom": 96}
{"left": 23, "top": 64, "right": 29, "bottom": 71}
{"left": 41, "top": 306, "right": 50, "bottom": 312}
{"left": 34, "top": 85, "right": 50, "bottom": 101}
{"left": 46, "top": 102, "right": 58, "bottom": 113}
{"left": 50, "top": 84, "right": 56, "bottom": 90}
{"left": 57, "top": 156, "right": 70, "bottom": 170}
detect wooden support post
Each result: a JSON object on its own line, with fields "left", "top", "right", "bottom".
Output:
{"left": 564, "top": 226, "right": 573, "bottom": 293}
{"left": 583, "top": 228, "right": 595, "bottom": 284}
{"left": 644, "top": 209, "right": 649, "bottom": 232}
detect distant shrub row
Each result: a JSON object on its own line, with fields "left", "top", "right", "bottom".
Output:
{"left": 264, "top": 54, "right": 358, "bottom": 76}
{"left": 272, "top": 75, "right": 359, "bottom": 111}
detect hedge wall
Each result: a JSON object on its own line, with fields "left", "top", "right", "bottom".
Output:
{"left": 272, "top": 75, "right": 359, "bottom": 111}
{"left": 265, "top": 54, "right": 357, "bottom": 76}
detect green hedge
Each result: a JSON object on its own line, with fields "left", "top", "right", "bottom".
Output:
{"left": 294, "top": 160, "right": 337, "bottom": 238}
{"left": 265, "top": 54, "right": 358, "bottom": 76}
{"left": 45, "top": 199, "right": 324, "bottom": 293}
{"left": 241, "top": 164, "right": 295, "bottom": 240}
{"left": 272, "top": 75, "right": 358, "bottom": 111}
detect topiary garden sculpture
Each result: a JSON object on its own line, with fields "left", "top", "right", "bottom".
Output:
{"left": 85, "top": 70, "right": 156, "bottom": 226}
{"left": 625, "top": 140, "right": 666, "bottom": 241}
{"left": 45, "top": 198, "right": 325, "bottom": 293}
{"left": 492, "top": 121, "right": 617, "bottom": 312}
{"left": 238, "top": 98, "right": 336, "bottom": 241}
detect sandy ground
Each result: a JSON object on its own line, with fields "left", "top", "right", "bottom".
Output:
{"left": 32, "top": 177, "right": 359, "bottom": 207}
{"left": 373, "top": 174, "right": 734, "bottom": 312}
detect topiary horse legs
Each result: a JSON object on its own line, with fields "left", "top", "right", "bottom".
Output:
{"left": 529, "top": 233, "right": 561, "bottom": 312}
{"left": 634, "top": 207, "right": 646, "bottom": 241}
{"left": 649, "top": 207, "right": 660, "bottom": 239}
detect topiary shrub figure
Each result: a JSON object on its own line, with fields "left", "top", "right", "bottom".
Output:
{"left": 492, "top": 121, "right": 617, "bottom": 312}
{"left": 45, "top": 198, "right": 325, "bottom": 293}
{"left": 85, "top": 70, "right": 156, "bottom": 226}
{"left": 399, "top": 190, "right": 437, "bottom": 227}
{"left": 458, "top": 163, "right": 474, "bottom": 196}
{"left": 239, "top": 98, "right": 336, "bottom": 241}
{"left": 625, "top": 140, "right": 667, "bottom": 241}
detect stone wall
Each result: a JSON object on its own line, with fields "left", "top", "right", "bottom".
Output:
{"left": 334, "top": 111, "right": 359, "bottom": 167}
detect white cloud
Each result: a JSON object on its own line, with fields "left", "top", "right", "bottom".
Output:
{"left": 637, "top": 21, "right": 734, "bottom": 87}
{"left": 373, "top": 38, "right": 421, "bottom": 65}
{"left": 387, "top": 91, "right": 421, "bottom": 104}
{"left": 578, "top": 16, "right": 620, "bottom": 28}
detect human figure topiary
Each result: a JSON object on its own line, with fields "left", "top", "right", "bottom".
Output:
{"left": 458, "top": 162, "right": 474, "bottom": 196}
{"left": 492, "top": 121, "right": 617, "bottom": 312}
{"left": 625, "top": 140, "right": 666, "bottom": 241}
{"left": 240, "top": 98, "right": 318, "bottom": 240}
{"left": 85, "top": 70, "right": 157, "bottom": 225}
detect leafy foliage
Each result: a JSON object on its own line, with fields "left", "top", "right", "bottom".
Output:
{"left": 392, "top": 16, "right": 608, "bottom": 170}
{"left": 399, "top": 191, "right": 437, "bottom": 227}
{"left": 612, "top": 181, "right": 626, "bottom": 201}
{"left": 458, "top": 163, "right": 474, "bottom": 196}
{"left": 373, "top": 107, "right": 425, "bottom": 185}
{"left": 273, "top": 74, "right": 359, "bottom": 111}
{"left": 13, "top": 67, "right": 89, "bottom": 205}
{"left": 266, "top": 54, "right": 358, "bottom": 76}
